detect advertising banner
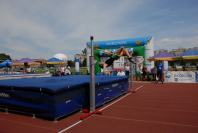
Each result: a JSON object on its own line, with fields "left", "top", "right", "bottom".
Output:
{"left": 135, "top": 56, "right": 144, "bottom": 73}
{"left": 196, "top": 71, "right": 198, "bottom": 83}
{"left": 165, "top": 71, "right": 196, "bottom": 83}
{"left": 87, "top": 37, "right": 152, "bottom": 49}
{"left": 113, "top": 57, "right": 125, "bottom": 70}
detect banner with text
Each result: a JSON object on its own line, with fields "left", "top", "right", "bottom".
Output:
{"left": 165, "top": 71, "right": 197, "bottom": 83}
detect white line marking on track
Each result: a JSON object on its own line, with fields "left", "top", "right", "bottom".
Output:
{"left": 58, "top": 85, "right": 144, "bottom": 133}
{"left": 96, "top": 115, "right": 198, "bottom": 128}
{"left": 99, "top": 93, "right": 131, "bottom": 111}
{"left": 111, "top": 105, "right": 198, "bottom": 113}
{"left": 133, "top": 85, "right": 144, "bottom": 92}
{"left": 99, "top": 85, "right": 144, "bottom": 112}
{"left": 58, "top": 120, "right": 82, "bottom": 133}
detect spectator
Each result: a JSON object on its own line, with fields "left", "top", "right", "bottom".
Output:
{"left": 60, "top": 65, "right": 65, "bottom": 76}
{"left": 65, "top": 67, "right": 71, "bottom": 75}
{"left": 142, "top": 67, "right": 147, "bottom": 81}
{"left": 151, "top": 66, "right": 157, "bottom": 81}
{"left": 26, "top": 66, "right": 31, "bottom": 73}
{"left": 117, "top": 70, "right": 126, "bottom": 76}
{"left": 124, "top": 63, "right": 130, "bottom": 76}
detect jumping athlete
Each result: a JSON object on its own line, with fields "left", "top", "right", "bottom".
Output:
{"left": 98, "top": 47, "right": 135, "bottom": 69}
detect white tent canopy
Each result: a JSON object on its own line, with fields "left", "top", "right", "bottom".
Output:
{"left": 53, "top": 53, "right": 68, "bottom": 62}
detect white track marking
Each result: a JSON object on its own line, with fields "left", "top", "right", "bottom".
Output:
{"left": 133, "top": 85, "right": 144, "bottom": 92}
{"left": 96, "top": 115, "right": 198, "bottom": 128}
{"left": 58, "top": 120, "right": 82, "bottom": 133}
{"left": 99, "top": 93, "right": 131, "bottom": 111}
{"left": 58, "top": 85, "right": 144, "bottom": 133}
{"left": 99, "top": 85, "right": 144, "bottom": 111}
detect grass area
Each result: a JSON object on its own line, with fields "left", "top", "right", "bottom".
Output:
{"left": 32, "top": 66, "right": 88, "bottom": 75}
{"left": 32, "top": 67, "right": 48, "bottom": 73}
{"left": 70, "top": 67, "right": 88, "bottom": 75}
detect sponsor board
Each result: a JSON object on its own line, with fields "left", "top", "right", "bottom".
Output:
{"left": 165, "top": 71, "right": 197, "bottom": 83}
{"left": 196, "top": 72, "right": 198, "bottom": 83}
{"left": 113, "top": 57, "right": 125, "bottom": 69}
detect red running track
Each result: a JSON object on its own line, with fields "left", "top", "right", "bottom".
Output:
{"left": 0, "top": 83, "right": 198, "bottom": 133}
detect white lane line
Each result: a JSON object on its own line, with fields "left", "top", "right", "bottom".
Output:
{"left": 58, "top": 120, "right": 82, "bottom": 133}
{"left": 99, "top": 93, "right": 131, "bottom": 111}
{"left": 111, "top": 105, "right": 198, "bottom": 113}
{"left": 133, "top": 85, "right": 144, "bottom": 92}
{"left": 96, "top": 115, "right": 198, "bottom": 128}
{"left": 58, "top": 85, "right": 144, "bottom": 133}
{"left": 99, "top": 85, "right": 144, "bottom": 111}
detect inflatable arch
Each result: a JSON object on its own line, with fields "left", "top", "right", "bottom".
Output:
{"left": 86, "top": 36, "right": 154, "bottom": 74}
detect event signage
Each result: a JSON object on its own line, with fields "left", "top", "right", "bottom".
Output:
{"left": 196, "top": 72, "right": 198, "bottom": 83}
{"left": 113, "top": 57, "right": 125, "bottom": 70}
{"left": 165, "top": 71, "right": 196, "bottom": 83}
{"left": 87, "top": 37, "right": 151, "bottom": 49}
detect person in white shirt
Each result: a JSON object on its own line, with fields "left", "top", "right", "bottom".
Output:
{"left": 124, "top": 63, "right": 130, "bottom": 76}
{"left": 65, "top": 67, "right": 71, "bottom": 75}
{"left": 117, "top": 70, "right": 125, "bottom": 76}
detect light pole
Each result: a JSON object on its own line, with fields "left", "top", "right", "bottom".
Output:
{"left": 89, "top": 36, "right": 95, "bottom": 112}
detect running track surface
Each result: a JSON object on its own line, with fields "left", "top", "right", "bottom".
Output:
{"left": 0, "top": 82, "right": 198, "bottom": 133}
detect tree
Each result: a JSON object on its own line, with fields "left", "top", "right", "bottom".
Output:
{"left": 82, "top": 58, "right": 87, "bottom": 67}
{"left": 67, "top": 60, "right": 75, "bottom": 67}
{"left": 0, "top": 53, "right": 11, "bottom": 63}
{"left": 82, "top": 48, "right": 87, "bottom": 55}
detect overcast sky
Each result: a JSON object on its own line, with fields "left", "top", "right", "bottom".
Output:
{"left": 0, "top": 0, "right": 198, "bottom": 59}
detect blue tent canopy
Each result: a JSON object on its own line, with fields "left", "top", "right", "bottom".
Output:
{"left": 47, "top": 57, "right": 64, "bottom": 64}
{"left": 148, "top": 52, "right": 175, "bottom": 61}
{"left": 0, "top": 60, "right": 12, "bottom": 68}
{"left": 180, "top": 49, "right": 198, "bottom": 56}
{"left": 179, "top": 49, "right": 198, "bottom": 60}
{"left": 16, "top": 58, "right": 33, "bottom": 63}
{"left": 47, "top": 57, "right": 63, "bottom": 62}
{"left": 153, "top": 52, "right": 175, "bottom": 58}
{"left": 87, "top": 36, "right": 152, "bottom": 49}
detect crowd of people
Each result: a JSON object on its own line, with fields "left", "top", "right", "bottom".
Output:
{"left": 140, "top": 61, "right": 164, "bottom": 84}
{"left": 49, "top": 46, "right": 164, "bottom": 84}
{"left": 94, "top": 47, "right": 164, "bottom": 83}
{"left": 53, "top": 65, "right": 71, "bottom": 76}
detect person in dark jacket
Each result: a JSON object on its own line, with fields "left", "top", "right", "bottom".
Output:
{"left": 156, "top": 61, "right": 164, "bottom": 84}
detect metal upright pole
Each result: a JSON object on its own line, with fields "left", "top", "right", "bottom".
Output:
{"left": 129, "top": 62, "right": 133, "bottom": 91}
{"left": 89, "top": 36, "right": 95, "bottom": 112}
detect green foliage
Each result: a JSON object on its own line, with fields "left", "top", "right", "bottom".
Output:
{"left": 32, "top": 67, "right": 48, "bottom": 74}
{"left": 70, "top": 67, "right": 88, "bottom": 75}
{"left": 67, "top": 60, "right": 75, "bottom": 67}
{"left": 0, "top": 53, "right": 11, "bottom": 62}
{"left": 82, "top": 48, "right": 87, "bottom": 55}
{"left": 81, "top": 58, "right": 87, "bottom": 67}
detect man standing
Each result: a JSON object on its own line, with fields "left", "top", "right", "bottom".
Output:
{"left": 156, "top": 61, "right": 164, "bottom": 84}
{"left": 151, "top": 66, "right": 157, "bottom": 81}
